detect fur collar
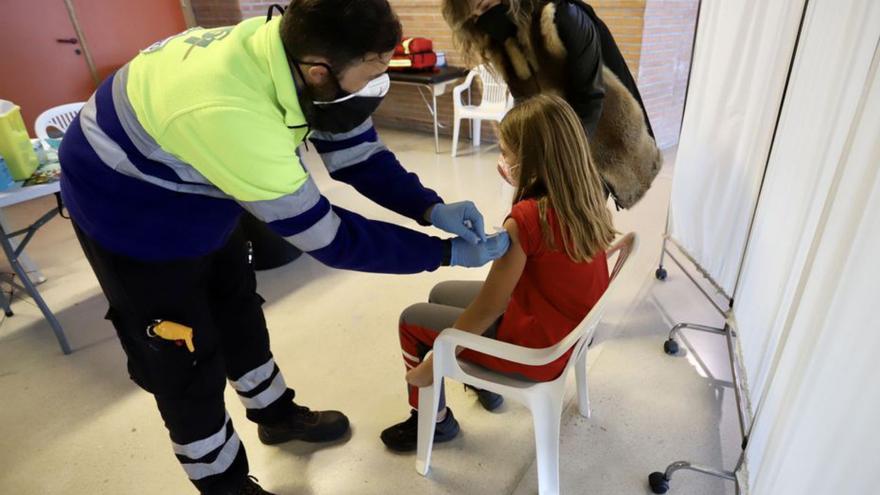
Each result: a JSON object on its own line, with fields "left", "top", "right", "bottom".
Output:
{"left": 498, "top": 0, "right": 663, "bottom": 209}
{"left": 540, "top": 3, "right": 567, "bottom": 59}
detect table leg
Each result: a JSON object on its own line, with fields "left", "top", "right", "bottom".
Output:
{"left": 432, "top": 87, "right": 440, "bottom": 154}
{"left": 0, "top": 279, "right": 13, "bottom": 317}
{"left": 0, "top": 220, "right": 70, "bottom": 354}
{"left": 0, "top": 210, "right": 46, "bottom": 284}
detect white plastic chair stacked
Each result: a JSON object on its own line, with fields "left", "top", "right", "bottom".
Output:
{"left": 416, "top": 232, "right": 639, "bottom": 495}
{"left": 33, "top": 102, "right": 85, "bottom": 139}
{"left": 451, "top": 65, "right": 513, "bottom": 157}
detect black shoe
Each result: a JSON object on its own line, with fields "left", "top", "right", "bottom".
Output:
{"left": 257, "top": 401, "right": 350, "bottom": 445}
{"left": 380, "top": 408, "right": 460, "bottom": 452}
{"left": 465, "top": 384, "right": 504, "bottom": 411}
{"left": 207, "top": 475, "right": 274, "bottom": 495}
{"left": 238, "top": 476, "right": 274, "bottom": 495}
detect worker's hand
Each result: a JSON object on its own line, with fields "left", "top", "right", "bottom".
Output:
{"left": 450, "top": 230, "right": 510, "bottom": 267}
{"left": 430, "top": 201, "right": 488, "bottom": 244}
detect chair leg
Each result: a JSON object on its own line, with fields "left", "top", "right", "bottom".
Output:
{"left": 472, "top": 119, "right": 482, "bottom": 147}
{"left": 416, "top": 383, "right": 442, "bottom": 476}
{"left": 576, "top": 351, "right": 591, "bottom": 418}
{"left": 531, "top": 397, "right": 563, "bottom": 495}
{"left": 452, "top": 116, "right": 462, "bottom": 158}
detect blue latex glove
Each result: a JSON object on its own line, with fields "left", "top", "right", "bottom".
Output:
{"left": 430, "top": 201, "right": 487, "bottom": 245}
{"left": 450, "top": 231, "right": 511, "bottom": 267}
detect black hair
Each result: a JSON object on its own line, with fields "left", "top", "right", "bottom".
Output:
{"left": 280, "top": 0, "right": 402, "bottom": 71}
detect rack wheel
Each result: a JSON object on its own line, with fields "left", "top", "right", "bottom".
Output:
{"left": 663, "top": 339, "right": 679, "bottom": 355}
{"left": 655, "top": 267, "right": 668, "bottom": 281}
{"left": 649, "top": 472, "right": 670, "bottom": 494}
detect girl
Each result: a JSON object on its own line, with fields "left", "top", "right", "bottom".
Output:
{"left": 381, "top": 94, "right": 616, "bottom": 452}
{"left": 441, "top": 0, "right": 662, "bottom": 210}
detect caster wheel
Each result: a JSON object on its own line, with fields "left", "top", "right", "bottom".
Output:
{"left": 663, "top": 339, "right": 679, "bottom": 355}
{"left": 655, "top": 267, "right": 668, "bottom": 281}
{"left": 4, "top": 310, "right": 12, "bottom": 317}
{"left": 649, "top": 472, "right": 670, "bottom": 494}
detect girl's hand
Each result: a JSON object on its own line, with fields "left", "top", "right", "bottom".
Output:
{"left": 406, "top": 361, "right": 435, "bottom": 387}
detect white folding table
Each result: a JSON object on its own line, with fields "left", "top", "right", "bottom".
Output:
{"left": 388, "top": 66, "right": 469, "bottom": 154}
{"left": 0, "top": 180, "right": 69, "bottom": 354}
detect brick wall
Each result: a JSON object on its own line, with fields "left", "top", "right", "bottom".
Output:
{"left": 239, "top": 1, "right": 281, "bottom": 19}
{"left": 372, "top": 0, "right": 464, "bottom": 139}
{"left": 637, "top": 0, "right": 698, "bottom": 149}
{"left": 191, "top": 0, "right": 694, "bottom": 149}
{"left": 190, "top": 0, "right": 242, "bottom": 27}
{"left": 189, "top": 0, "right": 278, "bottom": 26}
{"left": 592, "top": 1, "right": 647, "bottom": 76}
{"left": 373, "top": 0, "right": 649, "bottom": 144}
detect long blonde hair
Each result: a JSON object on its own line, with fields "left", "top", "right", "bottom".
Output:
{"left": 442, "top": 0, "right": 540, "bottom": 67}
{"left": 500, "top": 94, "right": 616, "bottom": 262}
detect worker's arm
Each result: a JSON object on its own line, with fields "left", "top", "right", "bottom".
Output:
{"left": 406, "top": 217, "right": 527, "bottom": 387}
{"left": 161, "top": 108, "right": 450, "bottom": 274}
{"left": 251, "top": 178, "right": 448, "bottom": 273}
{"left": 309, "top": 119, "right": 443, "bottom": 226}
{"left": 554, "top": 0, "right": 605, "bottom": 138}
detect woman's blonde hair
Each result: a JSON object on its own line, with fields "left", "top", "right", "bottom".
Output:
{"left": 442, "top": 0, "right": 539, "bottom": 67}
{"left": 500, "top": 94, "right": 616, "bottom": 262}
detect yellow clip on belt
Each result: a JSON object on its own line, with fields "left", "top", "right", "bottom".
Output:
{"left": 147, "top": 320, "right": 195, "bottom": 353}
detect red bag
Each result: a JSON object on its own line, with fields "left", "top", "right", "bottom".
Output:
{"left": 394, "top": 37, "right": 433, "bottom": 55}
{"left": 389, "top": 52, "right": 438, "bottom": 71}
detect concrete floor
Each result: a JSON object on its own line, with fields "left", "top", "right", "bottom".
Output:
{"left": 0, "top": 129, "right": 740, "bottom": 494}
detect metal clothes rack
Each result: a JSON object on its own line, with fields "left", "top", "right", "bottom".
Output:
{"left": 647, "top": 236, "right": 746, "bottom": 495}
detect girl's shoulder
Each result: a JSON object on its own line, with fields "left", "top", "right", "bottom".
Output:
{"left": 510, "top": 198, "right": 540, "bottom": 222}
{"left": 508, "top": 199, "right": 545, "bottom": 255}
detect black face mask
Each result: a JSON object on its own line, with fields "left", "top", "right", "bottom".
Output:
{"left": 291, "top": 60, "right": 386, "bottom": 134}
{"left": 292, "top": 59, "right": 349, "bottom": 102}
{"left": 306, "top": 94, "right": 385, "bottom": 134}
{"left": 475, "top": 4, "right": 518, "bottom": 42}
{"left": 270, "top": 3, "right": 387, "bottom": 134}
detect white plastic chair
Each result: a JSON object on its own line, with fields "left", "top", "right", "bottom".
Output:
{"left": 451, "top": 65, "right": 513, "bottom": 157}
{"left": 416, "top": 232, "right": 639, "bottom": 495}
{"left": 34, "top": 102, "right": 85, "bottom": 139}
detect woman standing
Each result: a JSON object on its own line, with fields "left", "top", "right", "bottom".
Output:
{"left": 443, "top": 0, "right": 662, "bottom": 209}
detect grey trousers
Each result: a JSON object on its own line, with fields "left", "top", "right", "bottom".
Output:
{"left": 398, "top": 281, "right": 501, "bottom": 410}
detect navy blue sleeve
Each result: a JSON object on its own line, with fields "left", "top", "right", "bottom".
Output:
{"left": 308, "top": 206, "right": 446, "bottom": 273}
{"left": 309, "top": 119, "right": 443, "bottom": 225}
{"left": 241, "top": 175, "right": 446, "bottom": 274}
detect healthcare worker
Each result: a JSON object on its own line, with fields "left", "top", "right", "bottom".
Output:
{"left": 58, "top": 0, "right": 509, "bottom": 493}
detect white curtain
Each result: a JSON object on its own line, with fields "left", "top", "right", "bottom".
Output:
{"left": 733, "top": 0, "right": 880, "bottom": 417}
{"left": 667, "top": 0, "right": 806, "bottom": 296}
{"left": 731, "top": 0, "right": 880, "bottom": 492}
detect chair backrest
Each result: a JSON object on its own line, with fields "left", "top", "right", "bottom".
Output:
{"left": 474, "top": 65, "right": 512, "bottom": 111}
{"left": 34, "top": 102, "right": 85, "bottom": 139}
{"left": 563, "top": 232, "right": 640, "bottom": 366}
